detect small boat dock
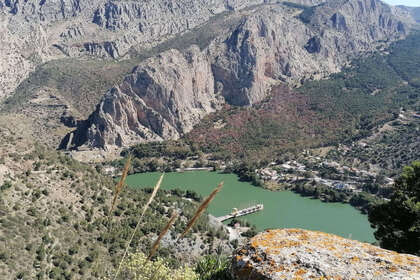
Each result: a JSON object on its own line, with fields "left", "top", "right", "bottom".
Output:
{"left": 216, "top": 204, "right": 264, "bottom": 222}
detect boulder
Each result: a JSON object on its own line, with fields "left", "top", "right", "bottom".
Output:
{"left": 232, "top": 229, "right": 420, "bottom": 280}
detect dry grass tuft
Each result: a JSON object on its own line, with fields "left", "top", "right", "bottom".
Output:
{"left": 113, "top": 176, "right": 223, "bottom": 279}
{"left": 109, "top": 156, "right": 131, "bottom": 219}
{"left": 113, "top": 173, "right": 165, "bottom": 280}
{"left": 178, "top": 181, "right": 223, "bottom": 241}
{"left": 148, "top": 211, "right": 179, "bottom": 261}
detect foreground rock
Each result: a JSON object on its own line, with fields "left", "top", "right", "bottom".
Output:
{"left": 232, "top": 229, "right": 420, "bottom": 280}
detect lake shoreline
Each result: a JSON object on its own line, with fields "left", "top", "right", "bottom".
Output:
{"left": 124, "top": 168, "right": 381, "bottom": 216}
{"left": 125, "top": 171, "right": 376, "bottom": 243}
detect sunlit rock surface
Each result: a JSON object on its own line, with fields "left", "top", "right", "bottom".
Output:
{"left": 232, "top": 229, "right": 420, "bottom": 280}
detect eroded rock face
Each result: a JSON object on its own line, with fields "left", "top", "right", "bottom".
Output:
{"left": 73, "top": 46, "right": 224, "bottom": 149}
{"left": 70, "top": 0, "right": 410, "bottom": 150}
{"left": 0, "top": 0, "right": 269, "bottom": 100}
{"left": 232, "top": 229, "right": 420, "bottom": 280}
{"left": 1, "top": 0, "right": 416, "bottom": 151}
{"left": 0, "top": 0, "right": 106, "bottom": 100}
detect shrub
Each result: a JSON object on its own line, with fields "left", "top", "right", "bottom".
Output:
{"left": 0, "top": 181, "right": 12, "bottom": 191}
{"left": 120, "top": 252, "right": 198, "bottom": 280}
{"left": 194, "top": 255, "right": 233, "bottom": 280}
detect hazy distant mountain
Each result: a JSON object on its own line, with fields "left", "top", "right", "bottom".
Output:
{"left": 397, "top": 5, "right": 420, "bottom": 22}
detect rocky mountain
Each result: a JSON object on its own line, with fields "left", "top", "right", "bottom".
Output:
{"left": 0, "top": 0, "right": 416, "bottom": 153}
{"left": 64, "top": 0, "right": 410, "bottom": 151}
{"left": 69, "top": 46, "right": 225, "bottom": 149}
{"left": 232, "top": 229, "right": 420, "bottom": 279}
{"left": 0, "top": 0, "right": 270, "bottom": 151}
{"left": 0, "top": 0, "right": 272, "bottom": 101}
{"left": 397, "top": 5, "right": 420, "bottom": 23}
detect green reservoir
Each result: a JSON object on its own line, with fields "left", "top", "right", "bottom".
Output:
{"left": 126, "top": 171, "right": 376, "bottom": 243}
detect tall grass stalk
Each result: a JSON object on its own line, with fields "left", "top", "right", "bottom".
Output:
{"left": 109, "top": 156, "right": 131, "bottom": 219}
{"left": 178, "top": 182, "right": 223, "bottom": 241}
{"left": 113, "top": 173, "right": 164, "bottom": 280}
{"left": 148, "top": 211, "right": 178, "bottom": 261}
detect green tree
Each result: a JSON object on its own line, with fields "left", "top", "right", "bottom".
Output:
{"left": 368, "top": 161, "right": 420, "bottom": 255}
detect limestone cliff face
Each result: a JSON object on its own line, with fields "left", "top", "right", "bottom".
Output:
{"left": 396, "top": 5, "right": 420, "bottom": 23}
{"left": 92, "top": 0, "right": 264, "bottom": 33}
{"left": 0, "top": 0, "right": 268, "bottom": 100}
{"left": 232, "top": 229, "right": 420, "bottom": 280}
{"left": 0, "top": 0, "right": 105, "bottom": 100}
{"left": 73, "top": 46, "right": 223, "bottom": 148}
{"left": 0, "top": 0, "right": 416, "bottom": 151}
{"left": 69, "top": 0, "right": 409, "bottom": 150}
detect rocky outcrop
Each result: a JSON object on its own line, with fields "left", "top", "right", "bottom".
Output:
{"left": 396, "top": 6, "right": 420, "bottom": 23}
{"left": 2, "top": 0, "right": 84, "bottom": 20}
{"left": 1, "top": 0, "right": 412, "bottom": 100}
{"left": 67, "top": 46, "right": 224, "bottom": 149}
{"left": 0, "top": 0, "right": 98, "bottom": 100}
{"left": 232, "top": 229, "right": 420, "bottom": 280}
{"left": 68, "top": 0, "right": 410, "bottom": 150}
{"left": 0, "top": 0, "right": 417, "bottom": 151}
{"left": 0, "top": 0, "right": 272, "bottom": 101}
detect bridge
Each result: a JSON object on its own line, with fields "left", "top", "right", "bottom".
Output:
{"left": 216, "top": 204, "right": 264, "bottom": 222}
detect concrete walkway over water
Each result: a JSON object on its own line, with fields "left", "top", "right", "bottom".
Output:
{"left": 216, "top": 204, "right": 264, "bottom": 222}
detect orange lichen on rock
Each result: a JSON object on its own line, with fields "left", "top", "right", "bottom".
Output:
{"left": 350, "top": 256, "right": 360, "bottom": 263}
{"left": 387, "top": 265, "right": 399, "bottom": 272}
{"left": 294, "top": 268, "right": 306, "bottom": 276}
{"left": 275, "top": 265, "right": 285, "bottom": 272}
{"left": 232, "top": 228, "right": 420, "bottom": 280}
{"left": 392, "top": 255, "right": 404, "bottom": 265}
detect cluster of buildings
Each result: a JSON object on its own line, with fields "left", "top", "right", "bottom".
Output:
{"left": 257, "top": 156, "right": 394, "bottom": 193}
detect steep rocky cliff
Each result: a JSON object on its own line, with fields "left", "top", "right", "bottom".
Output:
{"left": 232, "top": 229, "right": 420, "bottom": 279}
{"left": 72, "top": 46, "right": 224, "bottom": 148}
{"left": 0, "top": 0, "right": 416, "bottom": 151}
{"left": 0, "top": 0, "right": 103, "bottom": 100}
{"left": 397, "top": 5, "right": 420, "bottom": 23}
{"left": 0, "top": 0, "right": 272, "bottom": 101}
{"left": 66, "top": 0, "right": 410, "bottom": 150}
{"left": 0, "top": 0, "right": 278, "bottom": 149}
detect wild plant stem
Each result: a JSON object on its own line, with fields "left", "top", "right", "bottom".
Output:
{"left": 113, "top": 173, "right": 164, "bottom": 280}
{"left": 148, "top": 211, "right": 178, "bottom": 261}
{"left": 177, "top": 182, "right": 223, "bottom": 241}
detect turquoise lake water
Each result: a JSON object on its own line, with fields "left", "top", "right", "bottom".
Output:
{"left": 125, "top": 171, "right": 376, "bottom": 243}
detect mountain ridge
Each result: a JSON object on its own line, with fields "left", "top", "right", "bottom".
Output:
{"left": 0, "top": 0, "right": 417, "bottom": 155}
{"left": 64, "top": 0, "right": 410, "bottom": 151}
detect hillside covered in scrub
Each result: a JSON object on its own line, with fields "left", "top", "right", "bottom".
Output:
{"left": 0, "top": 118, "right": 232, "bottom": 279}
{"left": 186, "top": 32, "right": 420, "bottom": 161}
{"left": 0, "top": 0, "right": 419, "bottom": 279}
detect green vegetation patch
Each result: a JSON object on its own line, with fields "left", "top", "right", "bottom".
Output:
{"left": 369, "top": 161, "right": 420, "bottom": 256}
{"left": 185, "top": 32, "right": 420, "bottom": 162}
{"left": 2, "top": 58, "right": 138, "bottom": 118}
{"left": 0, "top": 144, "right": 229, "bottom": 279}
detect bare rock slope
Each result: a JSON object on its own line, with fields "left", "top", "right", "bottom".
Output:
{"left": 0, "top": 0, "right": 269, "bottom": 101}
{"left": 232, "top": 229, "right": 420, "bottom": 280}
{"left": 76, "top": 47, "right": 224, "bottom": 148}
{"left": 0, "top": 0, "right": 274, "bottom": 149}
{"left": 68, "top": 0, "right": 409, "bottom": 150}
